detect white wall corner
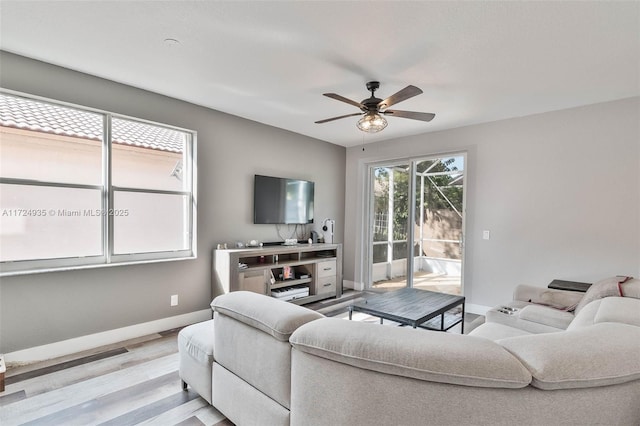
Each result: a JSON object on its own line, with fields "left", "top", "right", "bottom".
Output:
{"left": 5, "top": 309, "right": 212, "bottom": 365}
{"left": 343, "top": 279, "right": 364, "bottom": 291}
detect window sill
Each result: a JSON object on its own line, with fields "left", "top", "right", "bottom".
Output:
{"left": 0, "top": 254, "right": 197, "bottom": 277}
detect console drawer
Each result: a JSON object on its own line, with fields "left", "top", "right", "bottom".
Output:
{"left": 316, "top": 277, "right": 337, "bottom": 295}
{"left": 239, "top": 270, "right": 266, "bottom": 294}
{"left": 317, "top": 260, "right": 337, "bottom": 278}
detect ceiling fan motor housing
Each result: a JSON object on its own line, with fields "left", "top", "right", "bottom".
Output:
{"left": 362, "top": 81, "right": 383, "bottom": 112}
{"left": 366, "top": 81, "right": 380, "bottom": 92}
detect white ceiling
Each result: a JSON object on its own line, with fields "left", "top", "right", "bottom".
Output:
{"left": 1, "top": 1, "right": 639, "bottom": 147}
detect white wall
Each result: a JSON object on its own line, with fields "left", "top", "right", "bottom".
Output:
{"left": 0, "top": 52, "right": 345, "bottom": 354}
{"left": 344, "top": 97, "right": 640, "bottom": 307}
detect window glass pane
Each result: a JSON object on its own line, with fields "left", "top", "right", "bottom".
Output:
{"left": 113, "top": 191, "right": 189, "bottom": 254}
{"left": 372, "top": 243, "right": 388, "bottom": 264}
{"left": 111, "top": 118, "right": 188, "bottom": 191}
{"left": 0, "top": 93, "right": 103, "bottom": 185}
{"left": 0, "top": 184, "right": 102, "bottom": 261}
{"left": 392, "top": 166, "right": 409, "bottom": 242}
{"left": 417, "top": 155, "right": 464, "bottom": 261}
{"left": 0, "top": 91, "right": 196, "bottom": 275}
{"left": 392, "top": 241, "right": 408, "bottom": 260}
{"left": 372, "top": 167, "right": 389, "bottom": 242}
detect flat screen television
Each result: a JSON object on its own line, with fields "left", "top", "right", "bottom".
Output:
{"left": 254, "top": 175, "right": 314, "bottom": 224}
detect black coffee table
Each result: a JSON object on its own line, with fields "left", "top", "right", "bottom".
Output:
{"left": 348, "top": 288, "right": 465, "bottom": 332}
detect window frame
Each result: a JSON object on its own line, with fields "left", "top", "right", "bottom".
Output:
{"left": 0, "top": 89, "right": 197, "bottom": 276}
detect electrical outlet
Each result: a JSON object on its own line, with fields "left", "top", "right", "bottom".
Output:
{"left": 170, "top": 294, "right": 179, "bottom": 306}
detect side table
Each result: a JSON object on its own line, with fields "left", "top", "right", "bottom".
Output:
{"left": 547, "top": 279, "right": 592, "bottom": 293}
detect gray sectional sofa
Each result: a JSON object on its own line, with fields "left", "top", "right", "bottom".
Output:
{"left": 179, "top": 278, "right": 640, "bottom": 425}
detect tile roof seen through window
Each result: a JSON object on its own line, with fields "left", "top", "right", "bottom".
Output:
{"left": 0, "top": 94, "right": 185, "bottom": 153}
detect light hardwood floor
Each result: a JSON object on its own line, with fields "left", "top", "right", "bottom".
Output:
{"left": 0, "top": 328, "right": 231, "bottom": 426}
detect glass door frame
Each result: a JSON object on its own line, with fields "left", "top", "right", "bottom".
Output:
{"left": 364, "top": 152, "right": 467, "bottom": 292}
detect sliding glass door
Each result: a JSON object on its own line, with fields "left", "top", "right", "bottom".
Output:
{"left": 368, "top": 154, "right": 465, "bottom": 294}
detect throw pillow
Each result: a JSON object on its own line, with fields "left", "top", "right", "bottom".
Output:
{"left": 574, "top": 276, "right": 630, "bottom": 314}
{"left": 619, "top": 278, "right": 640, "bottom": 298}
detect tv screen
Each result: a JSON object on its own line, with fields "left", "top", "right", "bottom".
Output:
{"left": 254, "top": 175, "right": 314, "bottom": 224}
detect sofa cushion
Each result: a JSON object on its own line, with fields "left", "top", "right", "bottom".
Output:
{"left": 290, "top": 318, "right": 532, "bottom": 389}
{"left": 468, "top": 322, "right": 532, "bottom": 341}
{"left": 178, "top": 319, "right": 215, "bottom": 365}
{"left": 517, "top": 304, "right": 575, "bottom": 330}
{"left": 499, "top": 323, "right": 640, "bottom": 390}
{"left": 593, "top": 297, "right": 640, "bottom": 327}
{"left": 513, "top": 285, "right": 583, "bottom": 310}
{"left": 568, "top": 297, "right": 640, "bottom": 331}
{"left": 574, "top": 276, "right": 625, "bottom": 314}
{"left": 485, "top": 302, "right": 571, "bottom": 334}
{"left": 620, "top": 278, "right": 640, "bottom": 298}
{"left": 566, "top": 299, "right": 602, "bottom": 330}
{"left": 178, "top": 320, "right": 215, "bottom": 404}
{"left": 211, "top": 291, "right": 323, "bottom": 341}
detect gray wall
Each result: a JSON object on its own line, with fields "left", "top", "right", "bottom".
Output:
{"left": 0, "top": 52, "right": 345, "bottom": 353}
{"left": 344, "top": 97, "right": 640, "bottom": 308}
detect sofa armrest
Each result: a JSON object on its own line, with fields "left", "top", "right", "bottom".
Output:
{"left": 513, "top": 285, "right": 583, "bottom": 310}
{"left": 211, "top": 291, "right": 323, "bottom": 341}
{"left": 290, "top": 318, "right": 531, "bottom": 389}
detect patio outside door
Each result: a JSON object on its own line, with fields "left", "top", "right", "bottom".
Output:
{"left": 368, "top": 154, "right": 465, "bottom": 295}
{"left": 370, "top": 162, "right": 412, "bottom": 289}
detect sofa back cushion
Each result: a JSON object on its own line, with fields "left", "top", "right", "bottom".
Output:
{"left": 569, "top": 297, "right": 640, "bottom": 330}
{"left": 593, "top": 296, "right": 640, "bottom": 327}
{"left": 211, "top": 291, "right": 323, "bottom": 341}
{"left": 621, "top": 278, "right": 640, "bottom": 298}
{"left": 513, "top": 284, "right": 583, "bottom": 310}
{"left": 574, "top": 276, "right": 638, "bottom": 314}
{"left": 518, "top": 304, "right": 575, "bottom": 330}
{"left": 290, "top": 318, "right": 532, "bottom": 389}
{"left": 566, "top": 299, "right": 602, "bottom": 330}
{"left": 499, "top": 323, "right": 640, "bottom": 390}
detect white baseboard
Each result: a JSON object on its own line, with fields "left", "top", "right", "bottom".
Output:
{"left": 5, "top": 309, "right": 212, "bottom": 365}
{"left": 466, "top": 303, "right": 491, "bottom": 315}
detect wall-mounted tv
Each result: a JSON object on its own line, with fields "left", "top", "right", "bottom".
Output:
{"left": 254, "top": 175, "right": 314, "bottom": 224}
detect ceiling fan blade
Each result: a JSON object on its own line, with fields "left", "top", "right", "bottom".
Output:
{"left": 378, "top": 85, "right": 423, "bottom": 109}
{"left": 315, "top": 112, "right": 363, "bottom": 124}
{"left": 323, "top": 93, "right": 364, "bottom": 109}
{"left": 383, "top": 110, "right": 435, "bottom": 122}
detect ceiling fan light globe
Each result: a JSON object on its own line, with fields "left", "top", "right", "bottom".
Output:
{"left": 357, "top": 112, "right": 387, "bottom": 133}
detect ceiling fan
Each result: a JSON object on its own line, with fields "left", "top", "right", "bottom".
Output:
{"left": 315, "top": 81, "right": 435, "bottom": 133}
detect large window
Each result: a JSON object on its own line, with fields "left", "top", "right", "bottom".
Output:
{"left": 0, "top": 91, "right": 197, "bottom": 275}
